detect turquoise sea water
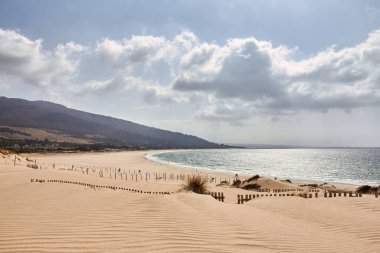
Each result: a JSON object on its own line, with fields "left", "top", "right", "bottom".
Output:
{"left": 147, "top": 149, "right": 380, "bottom": 186}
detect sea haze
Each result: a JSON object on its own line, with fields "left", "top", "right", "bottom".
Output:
{"left": 148, "top": 149, "right": 380, "bottom": 186}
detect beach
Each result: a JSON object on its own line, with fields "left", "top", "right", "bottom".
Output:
{"left": 1, "top": 150, "right": 379, "bottom": 253}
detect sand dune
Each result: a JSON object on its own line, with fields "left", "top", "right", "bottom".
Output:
{"left": 0, "top": 151, "right": 379, "bottom": 252}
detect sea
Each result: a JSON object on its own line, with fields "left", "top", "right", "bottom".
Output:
{"left": 146, "top": 148, "right": 380, "bottom": 186}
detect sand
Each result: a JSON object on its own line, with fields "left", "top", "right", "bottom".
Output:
{"left": 0, "top": 150, "right": 379, "bottom": 252}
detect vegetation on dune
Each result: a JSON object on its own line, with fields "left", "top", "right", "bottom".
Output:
{"left": 357, "top": 185, "right": 379, "bottom": 194}
{"left": 231, "top": 179, "right": 241, "bottom": 187}
{"left": 0, "top": 148, "right": 15, "bottom": 156}
{"left": 241, "top": 183, "right": 261, "bottom": 190}
{"left": 299, "top": 183, "right": 319, "bottom": 188}
{"left": 245, "top": 174, "right": 260, "bottom": 183}
{"left": 182, "top": 175, "right": 208, "bottom": 194}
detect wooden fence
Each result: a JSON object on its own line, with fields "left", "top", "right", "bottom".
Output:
{"left": 205, "top": 192, "right": 225, "bottom": 202}
{"left": 30, "top": 178, "right": 172, "bottom": 195}
{"left": 237, "top": 192, "right": 296, "bottom": 204}
{"left": 30, "top": 178, "right": 378, "bottom": 204}
{"left": 237, "top": 189, "right": 376, "bottom": 204}
{"left": 29, "top": 161, "right": 240, "bottom": 186}
{"left": 322, "top": 191, "right": 362, "bottom": 198}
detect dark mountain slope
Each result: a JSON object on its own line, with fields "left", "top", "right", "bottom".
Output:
{"left": 0, "top": 97, "right": 222, "bottom": 148}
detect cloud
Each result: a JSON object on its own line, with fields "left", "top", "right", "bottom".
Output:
{"left": 273, "top": 30, "right": 380, "bottom": 111}
{"left": 195, "top": 99, "right": 254, "bottom": 125}
{"left": 0, "top": 28, "right": 86, "bottom": 87}
{"left": 95, "top": 30, "right": 199, "bottom": 71}
{"left": 73, "top": 75, "right": 188, "bottom": 105}
{"left": 173, "top": 29, "right": 380, "bottom": 121}
{"left": 96, "top": 35, "right": 166, "bottom": 68}
{"left": 174, "top": 37, "right": 291, "bottom": 99}
{"left": 1, "top": 27, "right": 380, "bottom": 124}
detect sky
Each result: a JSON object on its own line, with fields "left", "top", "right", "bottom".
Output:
{"left": 0, "top": 0, "right": 380, "bottom": 147}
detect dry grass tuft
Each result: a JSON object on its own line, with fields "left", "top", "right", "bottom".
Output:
{"left": 242, "top": 183, "right": 261, "bottom": 190}
{"left": 246, "top": 174, "right": 260, "bottom": 183}
{"left": 357, "top": 185, "right": 379, "bottom": 194}
{"left": 182, "top": 175, "right": 208, "bottom": 194}
{"left": 0, "top": 148, "right": 14, "bottom": 156}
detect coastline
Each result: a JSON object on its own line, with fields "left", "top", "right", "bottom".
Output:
{"left": 145, "top": 149, "right": 377, "bottom": 188}
{"left": 1, "top": 149, "right": 379, "bottom": 252}
{"left": 30, "top": 149, "right": 372, "bottom": 189}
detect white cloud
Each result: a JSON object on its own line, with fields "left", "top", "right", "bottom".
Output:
{"left": 195, "top": 99, "right": 253, "bottom": 124}
{"left": 174, "top": 37, "right": 290, "bottom": 100}
{"left": 73, "top": 75, "right": 188, "bottom": 105}
{"left": 96, "top": 35, "right": 166, "bottom": 68}
{"left": 174, "top": 29, "right": 380, "bottom": 121}
{"left": 95, "top": 30, "right": 200, "bottom": 72}
{"left": 2, "top": 27, "right": 380, "bottom": 124}
{"left": 0, "top": 29, "right": 86, "bottom": 87}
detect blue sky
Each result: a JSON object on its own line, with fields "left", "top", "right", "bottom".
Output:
{"left": 1, "top": 0, "right": 379, "bottom": 51}
{"left": 1, "top": 0, "right": 380, "bottom": 146}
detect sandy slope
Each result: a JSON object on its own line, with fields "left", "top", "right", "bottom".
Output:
{"left": 0, "top": 151, "right": 379, "bottom": 252}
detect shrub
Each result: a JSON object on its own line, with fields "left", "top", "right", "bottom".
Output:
{"left": 357, "top": 185, "right": 378, "bottom": 194}
{"left": 242, "top": 183, "right": 261, "bottom": 190}
{"left": 246, "top": 174, "right": 260, "bottom": 183}
{"left": 232, "top": 179, "right": 241, "bottom": 187}
{"left": 182, "top": 175, "right": 208, "bottom": 194}
{"left": 299, "top": 183, "right": 318, "bottom": 188}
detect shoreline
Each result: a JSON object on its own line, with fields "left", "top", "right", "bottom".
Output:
{"left": 1, "top": 149, "right": 379, "bottom": 252}
{"left": 145, "top": 149, "right": 378, "bottom": 188}
{"left": 6, "top": 149, "right": 370, "bottom": 194}
{"left": 24, "top": 148, "right": 378, "bottom": 188}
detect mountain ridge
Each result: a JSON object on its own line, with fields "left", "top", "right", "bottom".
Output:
{"left": 0, "top": 96, "right": 223, "bottom": 149}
